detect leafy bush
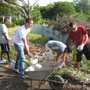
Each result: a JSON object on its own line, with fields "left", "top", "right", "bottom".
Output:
{"left": 14, "top": 19, "right": 24, "bottom": 26}
{"left": 40, "top": 2, "right": 76, "bottom": 20}
{"left": 7, "top": 22, "right": 16, "bottom": 28}
{"left": 53, "top": 1, "right": 76, "bottom": 16}
{"left": 76, "top": 13, "right": 89, "bottom": 21}
{"left": 31, "top": 6, "right": 45, "bottom": 25}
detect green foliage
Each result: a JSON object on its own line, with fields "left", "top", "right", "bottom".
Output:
{"left": 40, "top": 2, "right": 76, "bottom": 20}
{"left": 8, "top": 26, "right": 19, "bottom": 33}
{"left": 7, "top": 22, "right": 16, "bottom": 28}
{"left": 0, "top": 0, "right": 18, "bottom": 17}
{"left": 0, "top": 4, "right": 11, "bottom": 16}
{"left": 75, "top": 13, "right": 89, "bottom": 21}
{"left": 10, "top": 48, "right": 17, "bottom": 60}
{"left": 29, "top": 34, "right": 48, "bottom": 45}
{"left": 53, "top": 1, "right": 76, "bottom": 16}
{"left": 54, "top": 69, "right": 64, "bottom": 75}
{"left": 40, "top": 4, "right": 55, "bottom": 20}
{"left": 72, "top": 50, "right": 77, "bottom": 60}
{"left": 81, "top": 57, "right": 90, "bottom": 73}
{"left": 73, "top": 0, "right": 90, "bottom": 14}
{"left": 31, "top": 6, "right": 45, "bottom": 25}
{"left": 14, "top": 19, "right": 25, "bottom": 26}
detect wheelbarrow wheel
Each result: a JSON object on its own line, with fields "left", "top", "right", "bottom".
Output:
{"left": 49, "top": 75, "right": 64, "bottom": 90}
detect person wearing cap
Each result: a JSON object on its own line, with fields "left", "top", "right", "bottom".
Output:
{"left": 13, "top": 18, "right": 33, "bottom": 78}
{"left": 68, "top": 22, "right": 90, "bottom": 74}
{"left": 0, "top": 18, "right": 14, "bottom": 64}
{"left": 45, "top": 40, "right": 70, "bottom": 67}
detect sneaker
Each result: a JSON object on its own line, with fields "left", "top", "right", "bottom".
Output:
{"left": 13, "top": 68, "right": 19, "bottom": 73}
{"left": 0, "top": 59, "right": 7, "bottom": 63}
{"left": 8, "top": 60, "right": 15, "bottom": 65}
{"left": 72, "top": 71, "right": 81, "bottom": 76}
{"left": 76, "top": 72, "right": 81, "bottom": 76}
{"left": 19, "top": 74, "right": 28, "bottom": 79}
{"left": 72, "top": 71, "right": 77, "bottom": 75}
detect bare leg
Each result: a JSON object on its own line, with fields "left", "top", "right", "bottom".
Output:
{"left": 1, "top": 52, "right": 4, "bottom": 60}
{"left": 56, "top": 56, "right": 60, "bottom": 62}
{"left": 7, "top": 53, "right": 10, "bottom": 61}
{"left": 77, "top": 61, "right": 80, "bottom": 72}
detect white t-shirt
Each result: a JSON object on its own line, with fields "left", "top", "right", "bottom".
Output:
{"left": 13, "top": 25, "right": 30, "bottom": 45}
{"left": 0, "top": 24, "right": 8, "bottom": 44}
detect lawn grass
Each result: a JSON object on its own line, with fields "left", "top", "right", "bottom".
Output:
{"left": 29, "top": 34, "right": 49, "bottom": 45}
{"left": 8, "top": 26, "right": 19, "bottom": 34}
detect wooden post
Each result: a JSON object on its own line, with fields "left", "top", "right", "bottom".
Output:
{"left": 2, "top": 16, "right": 5, "bottom": 23}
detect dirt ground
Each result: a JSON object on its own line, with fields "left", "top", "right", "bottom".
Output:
{"left": 0, "top": 63, "right": 89, "bottom": 90}
{"left": 0, "top": 39, "right": 89, "bottom": 90}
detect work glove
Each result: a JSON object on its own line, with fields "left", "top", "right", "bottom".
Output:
{"left": 77, "top": 44, "right": 84, "bottom": 51}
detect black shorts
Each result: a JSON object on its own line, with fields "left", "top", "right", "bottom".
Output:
{"left": 0, "top": 43, "right": 10, "bottom": 53}
{"left": 77, "top": 42, "right": 90, "bottom": 62}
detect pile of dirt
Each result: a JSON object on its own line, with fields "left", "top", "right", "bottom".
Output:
{"left": 29, "top": 42, "right": 45, "bottom": 57}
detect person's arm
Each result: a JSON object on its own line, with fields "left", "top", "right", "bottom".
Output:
{"left": 81, "top": 26, "right": 89, "bottom": 45}
{"left": 22, "top": 38, "right": 29, "bottom": 54}
{"left": 56, "top": 56, "right": 60, "bottom": 61}
{"left": 77, "top": 34, "right": 89, "bottom": 51}
{"left": 26, "top": 33, "right": 29, "bottom": 44}
{"left": 83, "top": 34, "right": 88, "bottom": 45}
{"left": 62, "top": 52, "right": 67, "bottom": 63}
{"left": 3, "top": 33, "right": 9, "bottom": 43}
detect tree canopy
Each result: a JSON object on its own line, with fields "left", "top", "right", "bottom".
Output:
{"left": 73, "top": 0, "right": 90, "bottom": 14}
{"left": 53, "top": 2, "right": 76, "bottom": 16}
{"left": 0, "top": 0, "right": 38, "bottom": 18}
{"left": 40, "top": 1, "right": 76, "bottom": 20}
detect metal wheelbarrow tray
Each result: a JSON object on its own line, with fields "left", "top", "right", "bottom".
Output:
{"left": 25, "top": 62, "right": 65, "bottom": 90}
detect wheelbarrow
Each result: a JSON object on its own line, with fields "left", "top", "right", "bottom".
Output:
{"left": 25, "top": 61, "right": 65, "bottom": 90}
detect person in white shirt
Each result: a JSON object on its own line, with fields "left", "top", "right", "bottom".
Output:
{"left": 13, "top": 18, "right": 33, "bottom": 78}
{"left": 0, "top": 18, "right": 14, "bottom": 64}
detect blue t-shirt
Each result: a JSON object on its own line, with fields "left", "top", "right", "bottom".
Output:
{"left": 47, "top": 40, "right": 67, "bottom": 56}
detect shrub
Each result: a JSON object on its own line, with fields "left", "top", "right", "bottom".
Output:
{"left": 15, "top": 19, "right": 24, "bottom": 26}
{"left": 7, "top": 22, "right": 16, "bottom": 28}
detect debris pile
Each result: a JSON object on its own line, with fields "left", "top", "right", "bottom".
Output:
{"left": 29, "top": 42, "right": 46, "bottom": 62}
{"left": 46, "top": 15, "right": 90, "bottom": 36}
{"left": 29, "top": 42, "right": 45, "bottom": 56}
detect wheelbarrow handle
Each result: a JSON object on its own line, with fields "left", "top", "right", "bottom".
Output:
{"left": 20, "top": 60, "right": 30, "bottom": 69}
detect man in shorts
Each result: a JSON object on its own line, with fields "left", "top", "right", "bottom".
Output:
{"left": 0, "top": 18, "right": 14, "bottom": 64}
{"left": 68, "top": 22, "right": 90, "bottom": 73}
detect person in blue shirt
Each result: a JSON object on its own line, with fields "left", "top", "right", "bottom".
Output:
{"left": 45, "top": 40, "right": 70, "bottom": 67}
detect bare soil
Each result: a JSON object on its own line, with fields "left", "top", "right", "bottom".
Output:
{"left": 0, "top": 38, "right": 90, "bottom": 90}
{"left": 0, "top": 63, "right": 86, "bottom": 90}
